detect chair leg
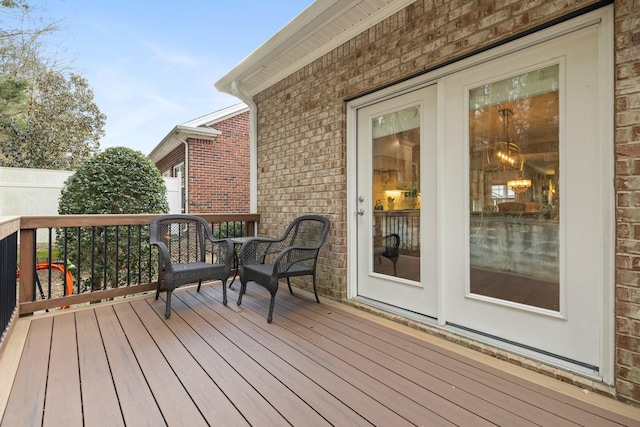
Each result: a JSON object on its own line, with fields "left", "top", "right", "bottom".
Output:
{"left": 237, "top": 278, "right": 247, "bottom": 306}
{"left": 156, "top": 261, "right": 163, "bottom": 300}
{"left": 287, "top": 277, "right": 294, "bottom": 295}
{"left": 196, "top": 279, "right": 202, "bottom": 292}
{"left": 165, "top": 290, "right": 172, "bottom": 319}
{"left": 267, "top": 292, "right": 276, "bottom": 323}
{"left": 312, "top": 275, "right": 320, "bottom": 303}
{"left": 222, "top": 277, "right": 228, "bottom": 305}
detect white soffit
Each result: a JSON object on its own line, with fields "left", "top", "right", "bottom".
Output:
{"left": 215, "top": 0, "right": 415, "bottom": 97}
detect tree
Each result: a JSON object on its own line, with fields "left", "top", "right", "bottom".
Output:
{"left": 1, "top": 72, "right": 105, "bottom": 169}
{"left": 58, "top": 147, "right": 169, "bottom": 290}
{"left": 0, "top": 0, "right": 106, "bottom": 169}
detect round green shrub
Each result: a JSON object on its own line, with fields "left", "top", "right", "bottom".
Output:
{"left": 58, "top": 146, "right": 169, "bottom": 214}
{"left": 57, "top": 147, "right": 168, "bottom": 290}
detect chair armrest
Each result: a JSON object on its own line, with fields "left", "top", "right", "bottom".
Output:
{"left": 272, "top": 246, "right": 319, "bottom": 273}
{"left": 150, "top": 241, "right": 171, "bottom": 264}
{"left": 208, "top": 238, "right": 234, "bottom": 266}
{"left": 239, "top": 237, "right": 283, "bottom": 265}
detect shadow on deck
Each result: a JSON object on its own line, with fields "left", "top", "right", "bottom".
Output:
{"left": 1, "top": 280, "right": 639, "bottom": 426}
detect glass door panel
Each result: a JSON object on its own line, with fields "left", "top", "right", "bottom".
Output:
{"left": 468, "top": 65, "right": 560, "bottom": 311}
{"left": 372, "top": 106, "right": 421, "bottom": 281}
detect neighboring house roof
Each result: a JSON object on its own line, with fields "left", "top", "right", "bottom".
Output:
{"left": 214, "top": 0, "right": 414, "bottom": 97}
{"left": 148, "top": 103, "right": 249, "bottom": 163}
{"left": 181, "top": 103, "right": 249, "bottom": 128}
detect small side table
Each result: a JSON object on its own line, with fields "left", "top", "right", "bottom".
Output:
{"left": 227, "top": 236, "right": 254, "bottom": 288}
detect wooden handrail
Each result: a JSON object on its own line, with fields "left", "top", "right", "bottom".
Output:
{"left": 0, "top": 217, "right": 20, "bottom": 241}
{"left": 16, "top": 213, "right": 260, "bottom": 315}
{"left": 19, "top": 213, "right": 260, "bottom": 229}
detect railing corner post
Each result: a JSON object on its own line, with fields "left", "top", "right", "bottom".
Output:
{"left": 19, "top": 229, "right": 35, "bottom": 310}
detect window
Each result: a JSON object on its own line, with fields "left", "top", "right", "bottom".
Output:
{"left": 469, "top": 64, "right": 560, "bottom": 310}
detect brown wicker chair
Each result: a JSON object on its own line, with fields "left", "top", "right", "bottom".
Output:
{"left": 237, "top": 215, "right": 330, "bottom": 323}
{"left": 150, "top": 215, "right": 233, "bottom": 318}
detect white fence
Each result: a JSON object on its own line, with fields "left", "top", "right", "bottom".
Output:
{"left": 0, "top": 166, "right": 181, "bottom": 242}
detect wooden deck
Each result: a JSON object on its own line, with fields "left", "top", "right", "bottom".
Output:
{"left": 1, "top": 281, "right": 639, "bottom": 426}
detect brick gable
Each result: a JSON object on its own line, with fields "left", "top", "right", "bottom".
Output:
{"left": 188, "top": 111, "right": 250, "bottom": 213}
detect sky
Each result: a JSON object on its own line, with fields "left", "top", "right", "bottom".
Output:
{"left": 23, "top": 0, "right": 314, "bottom": 155}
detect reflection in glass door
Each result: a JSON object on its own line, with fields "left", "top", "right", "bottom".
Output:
{"left": 469, "top": 65, "right": 560, "bottom": 311}
{"left": 372, "top": 107, "right": 421, "bottom": 282}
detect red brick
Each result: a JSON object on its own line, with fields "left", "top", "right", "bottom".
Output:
{"left": 155, "top": 111, "right": 250, "bottom": 214}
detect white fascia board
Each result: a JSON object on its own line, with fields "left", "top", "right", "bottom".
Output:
{"left": 214, "top": 0, "right": 415, "bottom": 96}
{"left": 182, "top": 103, "right": 249, "bottom": 127}
{"left": 148, "top": 125, "right": 222, "bottom": 162}
{"left": 174, "top": 125, "right": 222, "bottom": 139}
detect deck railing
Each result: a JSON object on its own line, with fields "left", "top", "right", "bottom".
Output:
{"left": 9, "top": 214, "right": 258, "bottom": 318}
{"left": 0, "top": 217, "right": 19, "bottom": 349}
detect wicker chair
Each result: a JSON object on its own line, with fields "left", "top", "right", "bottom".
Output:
{"left": 150, "top": 215, "right": 233, "bottom": 318}
{"left": 237, "top": 215, "right": 330, "bottom": 323}
{"left": 377, "top": 233, "right": 400, "bottom": 276}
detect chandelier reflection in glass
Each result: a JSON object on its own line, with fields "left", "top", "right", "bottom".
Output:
{"left": 507, "top": 178, "right": 532, "bottom": 193}
{"left": 485, "top": 106, "right": 531, "bottom": 193}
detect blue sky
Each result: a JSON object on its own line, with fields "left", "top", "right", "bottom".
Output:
{"left": 28, "top": 0, "right": 313, "bottom": 155}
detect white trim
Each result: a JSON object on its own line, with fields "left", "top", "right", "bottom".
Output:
{"left": 597, "top": 9, "right": 615, "bottom": 386}
{"left": 346, "top": 90, "right": 359, "bottom": 300}
{"left": 182, "top": 103, "right": 249, "bottom": 127}
{"left": 347, "top": 9, "right": 607, "bottom": 111}
{"left": 231, "top": 82, "right": 258, "bottom": 213}
{"left": 215, "top": 0, "right": 415, "bottom": 96}
{"left": 148, "top": 125, "right": 221, "bottom": 163}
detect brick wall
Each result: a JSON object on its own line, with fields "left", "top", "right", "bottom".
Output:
{"left": 188, "top": 111, "right": 250, "bottom": 213}
{"left": 153, "top": 111, "right": 250, "bottom": 214}
{"left": 253, "top": 0, "right": 640, "bottom": 404}
{"left": 254, "top": 0, "right": 606, "bottom": 306}
{"left": 155, "top": 145, "right": 184, "bottom": 177}
{"left": 614, "top": 0, "right": 640, "bottom": 406}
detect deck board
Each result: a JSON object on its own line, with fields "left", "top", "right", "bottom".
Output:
{"left": 44, "top": 313, "right": 82, "bottom": 427}
{"left": 2, "top": 317, "right": 51, "bottom": 427}
{"left": 130, "top": 297, "right": 251, "bottom": 426}
{"left": 149, "top": 296, "right": 284, "bottom": 427}
{"left": 257, "top": 288, "right": 591, "bottom": 426}
{"left": 298, "top": 297, "right": 633, "bottom": 425}
{"left": 93, "top": 305, "right": 166, "bottom": 426}
{"left": 220, "top": 285, "right": 555, "bottom": 426}
{"left": 75, "top": 309, "right": 125, "bottom": 427}
{"left": 211, "top": 286, "right": 473, "bottom": 426}
{"left": 170, "top": 292, "right": 333, "bottom": 427}
{"left": 306, "top": 299, "right": 633, "bottom": 425}
{"left": 2, "top": 281, "right": 640, "bottom": 427}
{"left": 113, "top": 302, "right": 208, "bottom": 427}
{"left": 179, "top": 289, "right": 375, "bottom": 426}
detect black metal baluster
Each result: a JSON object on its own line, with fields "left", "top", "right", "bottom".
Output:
{"left": 114, "top": 226, "right": 120, "bottom": 288}
{"left": 90, "top": 226, "right": 96, "bottom": 292}
{"left": 102, "top": 226, "right": 108, "bottom": 290}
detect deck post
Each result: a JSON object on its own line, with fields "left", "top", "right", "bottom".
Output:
{"left": 18, "top": 229, "right": 35, "bottom": 311}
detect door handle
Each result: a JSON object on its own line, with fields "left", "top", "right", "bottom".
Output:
{"left": 356, "top": 209, "right": 364, "bottom": 216}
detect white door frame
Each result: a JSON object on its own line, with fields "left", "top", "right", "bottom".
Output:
{"left": 354, "top": 86, "right": 438, "bottom": 317}
{"left": 346, "top": 6, "right": 613, "bottom": 382}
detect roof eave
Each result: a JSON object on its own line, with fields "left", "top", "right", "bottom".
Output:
{"left": 214, "top": 0, "right": 415, "bottom": 97}
{"left": 148, "top": 125, "right": 222, "bottom": 163}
